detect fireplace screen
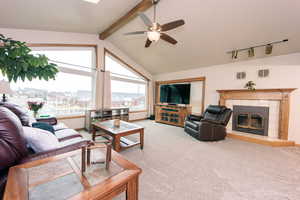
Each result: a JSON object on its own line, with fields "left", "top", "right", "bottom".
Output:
{"left": 237, "top": 114, "right": 264, "bottom": 129}
{"left": 233, "top": 106, "right": 269, "bottom": 136}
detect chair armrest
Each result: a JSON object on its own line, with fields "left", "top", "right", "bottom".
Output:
{"left": 20, "top": 139, "right": 91, "bottom": 163}
{"left": 201, "top": 119, "right": 223, "bottom": 126}
{"left": 187, "top": 114, "right": 203, "bottom": 121}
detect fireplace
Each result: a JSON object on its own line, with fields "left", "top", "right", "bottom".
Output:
{"left": 232, "top": 105, "right": 269, "bottom": 136}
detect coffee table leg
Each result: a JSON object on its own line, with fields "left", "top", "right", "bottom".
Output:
{"left": 140, "top": 129, "right": 144, "bottom": 150}
{"left": 87, "top": 148, "right": 91, "bottom": 166}
{"left": 114, "top": 136, "right": 121, "bottom": 152}
{"left": 106, "top": 143, "right": 112, "bottom": 170}
{"left": 92, "top": 125, "right": 96, "bottom": 141}
{"left": 126, "top": 176, "right": 139, "bottom": 200}
{"left": 81, "top": 147, "right": 86, "bottom": 173}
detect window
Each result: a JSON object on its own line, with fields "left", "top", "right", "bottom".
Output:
{"left": 105, "top": 51, "right": 148, "bottom": 111}
{"left": 7, "top": 46, "right": 96, "bottom": 116}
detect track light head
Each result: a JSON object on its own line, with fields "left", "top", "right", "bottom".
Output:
{"left": 232, "top": 50, "right": 238, "bottom": 59}
{"left": 248, "top": 48, "right": 255, "bottom": 57}
{"left": 265, "top": 44, "right": 273, "bottom": 55}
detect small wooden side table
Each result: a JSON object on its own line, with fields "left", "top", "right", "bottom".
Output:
{"left": 86, "top": 142, "right": 112, "bottom": 170}
{"left": 4, "top": 149, "right": 142, "bottom": 200}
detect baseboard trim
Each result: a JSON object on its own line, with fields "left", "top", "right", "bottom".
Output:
{"left": 227, "top": 132, "right": 295, "bottom": 147}
{"left": 129, "top": 118, "right": 148, "bottom": 122}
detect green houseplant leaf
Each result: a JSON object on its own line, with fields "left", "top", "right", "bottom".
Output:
{"left": 0, "top": 34, "right": 58, "bottom": 82}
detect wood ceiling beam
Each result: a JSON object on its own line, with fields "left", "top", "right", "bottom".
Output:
{"left": 99, "top": 0, "right": 153, "bottom": 40}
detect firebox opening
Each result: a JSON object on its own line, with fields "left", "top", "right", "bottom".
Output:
{"left": 233, "top": 106, "right": 269, "bottom": 136}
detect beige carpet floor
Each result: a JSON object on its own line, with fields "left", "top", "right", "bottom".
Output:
{"left": 85, "top": 120, "right": 300, "bottom": 200}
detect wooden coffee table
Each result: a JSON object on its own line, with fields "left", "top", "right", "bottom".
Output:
{"left": 4, "top": 148, "right": 142, "bottom": 200}
{"left": 92, "top": 120, "right": 144, "bottom": 152}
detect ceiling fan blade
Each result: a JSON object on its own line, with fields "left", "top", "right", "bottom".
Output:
{"left": 160, "top": 33, "right": 177, "bottom": 45}
{"left": 138, "top": 13, "right": 153, "bottom": 27}
{"left": 124, "top": 31, "right": 146, "bottom": 35}
{"left": 161, "top": 20, "right": 185, "bottom": 31}
{"left": 145, "top": 39, "right": 152, "bottom": 48}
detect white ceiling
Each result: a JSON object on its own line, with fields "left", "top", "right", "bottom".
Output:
{"left": 1, "top": 0, "right": 300, "bottom": 74}
{"left": 0, "top": 0, "right": 141, "bottom": 33}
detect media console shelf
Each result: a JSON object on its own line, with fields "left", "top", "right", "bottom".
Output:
{"left": 155, "top": 104, "right": 191, "bottom": 127}
{"left": 85, "top": 108, "right": 129, "bottom": 132}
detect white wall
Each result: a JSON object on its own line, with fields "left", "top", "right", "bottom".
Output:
{"left": 190, "top": 81, "right": 203, "bottom": 114}
{"left": 154, "top": 53, "right": 300, "bottom": 144}
{"left": 0, "top": 28, "right": 153, "bottom": 128}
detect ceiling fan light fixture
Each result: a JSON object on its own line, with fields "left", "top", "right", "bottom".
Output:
{"left": 147, "top": 31, "right": 160, "bottom": 42}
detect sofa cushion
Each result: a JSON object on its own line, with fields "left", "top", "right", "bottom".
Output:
{"left": 55, "top": 128, "right": 82, "bottom": 142}
{"left": 53, "top": 123, "right": 68, "bottom": 131}
{"left": 32, "top": 122, "right": 55, "bottom": 134}
{"left": 0, "top": 102, "right": 32, "bottom": 126}
{"left": 23, "top": 127, "right": 60, "bottom": 153}
{"left": 0, "top": 107, "right": 28, "bottom": 170}
{"left": 59, "top": 137, "right": 86, "bottom": 148}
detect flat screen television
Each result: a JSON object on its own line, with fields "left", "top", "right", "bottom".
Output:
{"left": 160, "top": 83, "right": 191, "bottom": 105}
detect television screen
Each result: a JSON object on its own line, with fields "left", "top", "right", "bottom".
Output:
{"left": 160, "top": 84, "right": 191, "bottom": 104}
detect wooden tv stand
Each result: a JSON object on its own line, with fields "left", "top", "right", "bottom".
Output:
{"left": 155, "top": 104, "right": 192, "bottom": 127}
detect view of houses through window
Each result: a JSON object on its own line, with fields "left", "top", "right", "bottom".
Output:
{"left": 105, "top": 52, "right": 147, "bottom": 111}
{"left": 6, "top": 47, "right": 95, "bottom": 116}
{"left": 1, "top": 47, "right": 148, "bottom": 117}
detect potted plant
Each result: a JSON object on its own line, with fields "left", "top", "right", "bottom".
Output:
{"left": 0, "top": 34, "right": 58, "bottom": 82}
{"left": 244, "top": 81, "right": 256, "bottom": 90}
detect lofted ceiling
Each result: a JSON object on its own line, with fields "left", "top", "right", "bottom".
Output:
{"left": 1, "top": 0, "right": 300, "bottom": 74}
{"left": 0, "top": 0, "right": 141, "bottom": 34}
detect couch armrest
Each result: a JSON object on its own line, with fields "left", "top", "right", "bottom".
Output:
{"left": 20, "top": 139, "right": 91, "bottom": 163}
{"left": 0, "top": 169, "right": 8, "bottom": 200}
{"left": 187, "top": 114, "right": 203, "bottom": 121}
{"left": 36, "top": 117, "right": 58, "bottom": 125}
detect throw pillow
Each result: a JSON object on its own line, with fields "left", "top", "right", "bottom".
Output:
{"left": 22, "top": 127, "right": 60, "bottom": 153}
{"left": 32, "top": 122, "right": 55, "bottom": 134}
{"left": 0, "top": 102, "right": 31, "bottom": 126}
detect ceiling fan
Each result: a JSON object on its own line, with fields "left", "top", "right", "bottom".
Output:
{"left": 124, "top": 0, "right": 185, "bottom": 48}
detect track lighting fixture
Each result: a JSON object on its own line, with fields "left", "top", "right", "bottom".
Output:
{"left": 265, "top": 44, "right": 273, "bottom": 55}
{"left": 227, "top": 39, "right": 288, "bottom": 59}
{"left": 248, "top": 48, "right": 255, "bottom": 57}
{"left": 232, "top": 50, "right": 238, "bottom": 59}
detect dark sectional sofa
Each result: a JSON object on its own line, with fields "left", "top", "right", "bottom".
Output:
{"left": 0, "top": 103, "right": 90, "bottom": 199}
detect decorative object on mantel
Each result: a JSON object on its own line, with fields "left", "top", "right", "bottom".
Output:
{"left": 0, "top": 34, "right": 58, "bottom": 82}
{"left": 244, "top": 81, "right": 256, "bottom": 90}
{"left": 227, "top": 39, "right": 288, "bottom": 59}
{"left": 0, "top": 80, "right": 13, "bottom": 102}
{"left": 27, "top": 100, "right": 45, "bottom": 118}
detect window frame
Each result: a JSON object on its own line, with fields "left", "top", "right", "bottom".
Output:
{"left": 25, "top": 43, "right": 98, "bottom": 119}
{"left": 104, "top": 48, "right": 149, "bottom": 113}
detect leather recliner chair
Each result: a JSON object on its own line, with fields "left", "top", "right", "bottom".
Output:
{"left": 0, "top": 105, "right": 90, "bottom": 199}
{"left": 184, "top": 105, "right": 232, "bottom": 141}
